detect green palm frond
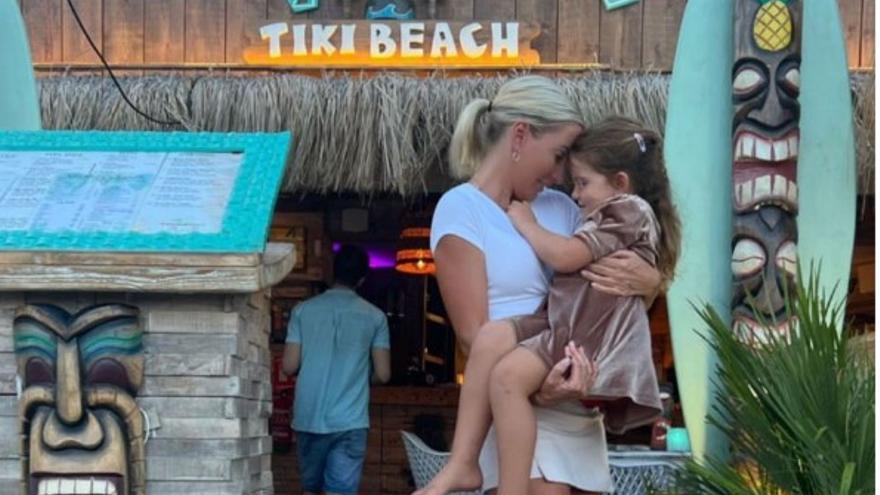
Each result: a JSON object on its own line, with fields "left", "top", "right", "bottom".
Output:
{"left": 670, "top": 266, "right": 874, "bottom": 494}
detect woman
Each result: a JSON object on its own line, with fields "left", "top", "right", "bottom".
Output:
{"left": 429, "top": 76, "right": 662, "bottom": 495}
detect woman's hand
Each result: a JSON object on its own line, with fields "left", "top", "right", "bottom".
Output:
{"left": 582, "top": 250, "right": 661, "bottom": 301}
{"left": 533, "top": 343, "right": 598, "bottom": 407}
{"left": 508, "top": 200, "right": 537, "bottom": 232}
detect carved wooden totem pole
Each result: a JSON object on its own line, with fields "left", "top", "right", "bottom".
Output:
{"left": 732, "top": 0, "right": 801, "bottom": 345}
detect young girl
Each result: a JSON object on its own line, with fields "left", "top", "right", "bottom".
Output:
{"left": 416, "top": 116, "right": 681, "bottom": 495}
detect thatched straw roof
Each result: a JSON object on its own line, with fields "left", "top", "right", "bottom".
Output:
{"left": 36, "top": 72, "right": 874, "bottom": 196}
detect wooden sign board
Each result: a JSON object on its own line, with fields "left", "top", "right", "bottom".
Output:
{"left": 244, "top": 20, "right": 542, "bottom": 68}
{"left": 0, "top": 131, "right": 291, "bottom": 253}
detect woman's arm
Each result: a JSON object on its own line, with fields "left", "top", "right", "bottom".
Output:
{"left": 581, "top": 251, "right": 663, "bottom": 307}
{"left": 509, "top": 201, "right": 593, "bottom": 274}
{"left": 434, "top": 236, "right": 489, "bottom": 354}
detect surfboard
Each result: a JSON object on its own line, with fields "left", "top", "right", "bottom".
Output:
{"left": 798, "top": 0, "right": 857, "bottom": 323}
{"left": 664, "top": 0, "right": 858, "bottom": 462}
{"left": 0, "top": 0, "right": 41, "bottom": 131}
{"left": 663, "top": 0, "right": 734, "bottom": 462}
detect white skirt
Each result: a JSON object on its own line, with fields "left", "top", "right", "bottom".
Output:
{"left": 478, "top": 405, "right": 613, "bottom": 493}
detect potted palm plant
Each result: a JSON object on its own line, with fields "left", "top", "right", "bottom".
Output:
{"left": 670, "top": 269, "right": 875, "bottom": 494}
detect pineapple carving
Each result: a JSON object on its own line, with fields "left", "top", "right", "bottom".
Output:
{"left": 753, "top": 0, "right": 794, "bottom": 52}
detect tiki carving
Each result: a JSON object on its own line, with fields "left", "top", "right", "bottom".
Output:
{"left": 732, "top": 0, "right": 801, "bottom": 344}
{"left": 14, "top": 304, "right": 145, "bottom": 495}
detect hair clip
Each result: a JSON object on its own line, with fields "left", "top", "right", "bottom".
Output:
{"left": 633, "top": 132, "right": 647, "bottom": 153}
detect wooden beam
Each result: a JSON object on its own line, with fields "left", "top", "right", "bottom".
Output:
{"left": 0, "top": 243, "right": 295, "bottom": 293}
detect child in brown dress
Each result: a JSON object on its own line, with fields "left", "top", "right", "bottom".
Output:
{"left": 416, "top": 117, "right": 681, "bottom": 495}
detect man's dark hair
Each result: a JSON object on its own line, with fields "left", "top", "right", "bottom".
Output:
{"left": 333, "top": 244, "right": 370, "bottom": 287}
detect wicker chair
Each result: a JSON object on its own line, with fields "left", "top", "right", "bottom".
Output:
{"left": 401, "top": 431, "right": 481, "bottom": 495}
{"left": 401, "top": 431, "right": 686, "bottom": 494}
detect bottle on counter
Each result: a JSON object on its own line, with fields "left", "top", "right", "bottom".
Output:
{"left": 650, "top": 388, "right": 674, "bottom": 450}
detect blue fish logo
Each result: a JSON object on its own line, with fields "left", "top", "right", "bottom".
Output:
{"left": 288, "top": 0, "right": 319, "bottom": 14}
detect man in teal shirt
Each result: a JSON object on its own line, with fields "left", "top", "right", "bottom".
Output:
{"left": 282, "top": 244, "right": 391, "bottom": 495}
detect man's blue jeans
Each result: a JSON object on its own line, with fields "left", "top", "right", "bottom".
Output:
{"left": 296, "top": 428, "right": 368, "bottom": 494}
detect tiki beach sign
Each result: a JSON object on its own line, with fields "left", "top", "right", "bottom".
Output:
{"left": 245, "top": 21, "right": 542, "bottom": 67}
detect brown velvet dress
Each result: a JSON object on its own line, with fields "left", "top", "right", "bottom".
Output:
{"left": 512, "top": 194, "right": 662, "bottom": 434}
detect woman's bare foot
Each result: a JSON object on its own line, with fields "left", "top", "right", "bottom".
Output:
{"left": 412, "top": 460, "right": 482, "bottom": 495}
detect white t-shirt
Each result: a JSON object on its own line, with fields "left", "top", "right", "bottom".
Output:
{"left": 430, "top": 183, "right": 581, "bottom": 320}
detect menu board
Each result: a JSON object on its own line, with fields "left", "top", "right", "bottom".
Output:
{"left": 0, "top": 151, "right": 243, "bottom": 235}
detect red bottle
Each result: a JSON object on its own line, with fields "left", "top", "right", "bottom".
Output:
{"left": 650, "top": 391, "right": 673, "bottom": 450}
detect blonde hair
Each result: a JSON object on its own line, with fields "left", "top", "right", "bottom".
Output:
{"left": 449, "top": 76, "right": 583, "bottom": 179}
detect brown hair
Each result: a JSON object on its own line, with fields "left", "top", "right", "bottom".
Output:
{"left": 571, "top": 116, "right": 682, "bottom": 286}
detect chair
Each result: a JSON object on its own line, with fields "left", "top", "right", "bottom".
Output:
{"left": 401, "top": 431, "right": 686, "bottom": 494}
{"left": 607, "top": 449, "right": 685, "bottom": 493}
{"left": 401, "top": 430, "right": 481, "bottom": 495}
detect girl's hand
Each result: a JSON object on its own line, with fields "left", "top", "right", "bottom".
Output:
{"left": 581, "top": 250, "right": 661, "bottom": 299}
{"left": 533, "top": 343, "right": 598, "bottom": 406}
{"left": 508, "top": 201, "right": 537, "bottom": 231}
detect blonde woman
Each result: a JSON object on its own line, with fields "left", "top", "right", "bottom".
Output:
{"left": 423, "top": 76, "right": 662, "bottom": 495}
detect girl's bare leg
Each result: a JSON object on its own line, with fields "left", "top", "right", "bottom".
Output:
{"left": 489, "top": 348, "right": 550, "bottom": 495}
{"left": 413, "top": 321, "right": 518, "bottom": 495}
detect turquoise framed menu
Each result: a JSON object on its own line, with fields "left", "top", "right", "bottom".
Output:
{"left": 0, "top": 131, "right": 292, "bottom": 253}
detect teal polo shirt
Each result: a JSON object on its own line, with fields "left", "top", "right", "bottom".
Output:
{"left": 286, "top": 287, "right": 390, "bottom": 433}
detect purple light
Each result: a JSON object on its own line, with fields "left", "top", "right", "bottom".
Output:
{"left": 332, "top": 242, "right": 397, "bottom": 269}
{"left": 368, "top": 251, "right": 397, "bottom": 269}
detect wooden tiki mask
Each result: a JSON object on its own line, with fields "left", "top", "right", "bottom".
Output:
{"left": 14, "top": 304, "right": 145, "bottom": 495}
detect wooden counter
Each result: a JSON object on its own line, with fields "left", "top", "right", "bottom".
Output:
{"left": 371, "top": 385, "right": 460, "bottom": 407}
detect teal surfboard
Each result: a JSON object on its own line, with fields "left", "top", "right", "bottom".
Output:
{"left": 664, "top": 0, "right": 734, "bottom": 462}
{"left": 665, "top": 0, "right": 857, "bottom": 462}
{"left": 798, "top": 0, "right": 857, "bottom": 322}
{"left": 0, "top": 0, "right": 41, "bottom": 130}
